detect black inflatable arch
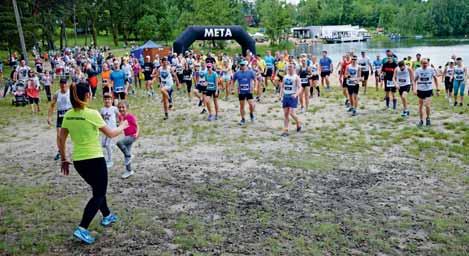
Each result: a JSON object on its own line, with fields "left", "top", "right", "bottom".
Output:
{"left": 173, "top": 25, "right": 256, "bottom": 56}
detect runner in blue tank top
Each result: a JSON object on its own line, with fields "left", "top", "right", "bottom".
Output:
{"left": 204, "top": 63, "right": 219, "bottom": 121}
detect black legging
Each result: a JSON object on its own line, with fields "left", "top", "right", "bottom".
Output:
{"left": 44, "top": 85, "right": 52, "bottom": 101}
{"left": 73, "top": 157, "right": 110, "bottom": 229}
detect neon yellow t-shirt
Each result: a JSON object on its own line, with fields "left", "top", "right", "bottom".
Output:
{"left": 62, "top": 107, "right": 106, "bottom": 161}
{"left": 277, "top": 61, "right": 286, "bottom": 75}
{"left": 258, "top": 59, "right": 266, "bottom": 72}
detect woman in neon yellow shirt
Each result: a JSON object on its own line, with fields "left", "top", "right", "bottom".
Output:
{"left": 59, "top": 82, "right": 128, "bottom": 244}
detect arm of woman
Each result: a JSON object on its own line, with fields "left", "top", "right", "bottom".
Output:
{"left": 99, "top": 121, "right": 128, "bottom": 138}
{"left": 58, "top": 128, "right": 71, "bottom": 175}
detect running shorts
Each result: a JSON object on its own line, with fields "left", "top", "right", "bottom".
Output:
{"left": 398, "top": 85, "right": 411, "bottom": 96}
{"left": 361, "top": 71, "right": 370, "bottom": 81}
{"left": 282, "top": 95, "right": 298, "bottom": 108}
{"left": 28, "top": 97, "right": 39, "bottom": 104}
{"left": 444, "top": 77, "right": 453, "bottom": 93}
{"left": 347, "top": 85, "right": 359, "bottom": 95}
{"left": 320, "top": 71, "right": 331, "bottom": 78}
{"left": 417, "top": 90, "right": 433, "bottom": 99}
{"left": 113, "top": 92, "right": 126, "bottom": 100}
{"left": 238, "top": 93, "right": 253, "bottom": 101}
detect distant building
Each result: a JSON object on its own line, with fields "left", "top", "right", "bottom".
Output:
{"left": 291, "top": 25, "right": 370, "bottom": 43}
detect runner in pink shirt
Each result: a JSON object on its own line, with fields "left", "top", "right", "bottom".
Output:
{"left": 116, "top": 101, "right": 139, "bottom": 179}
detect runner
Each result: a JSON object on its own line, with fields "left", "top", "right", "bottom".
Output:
{"left": 59, "top": 82, "right": 127, "bottom": 244}
{"left": 275, "top": 55, "right": 287, "bottom": 94}
{"left": 263, "top": 51, "right": 276, "bottom": 93}
{"left": 132, "top": 59, "right": 142, "bottom": 90}
{"left": 393, "top": 61, "right": 415, "bottom": 117}
{"left": 358, "top": 51, "right": 373, "bottom": 94}
{"left": 381, "top": 56, "right": 398, "bottom": 111}
{"left": 345, "top": 56, "right": 361, "bottom": 116}
{"left": 204, "top": 63, "right": 219, "bottom": 121}
{"left": 338, "top": 55, "right": 352, "bottom": 107}
{"left": 298, "top": 58, "right": 310, "bottom": 113}
{"left": 319, "top": 51, "right": 333, "bottom": 90}
{"left": 221, "top": 61, "right": 232, "bottom": 99}
{"left": 412, "top": 53, "right": 422, "bottom": 70}
{"left": 40, "top": 71, "right": 53, "bottom": 102}
{"left": 116, "top": 100, "right": 139, "bottom": 179}
{"left": 15, "top": 60, "right": 31, "bottom": 81}
{"left": 255, "top": 55, "right": 266, "bottom": 102}
{"left": 26, "top": 71, "right": 41, "bottom": 113}
{"left": 414, "top": 59, "right": 439, "bottom": 127}
{"left": 309, "top": 56, "right": 320, "bottom": 98}
{"left": 443, "top": 59, "right": 455, "bottom": 103}
{"left": 373, "top": 55, "right": 383, "bottom": 90}
{"left": 193, "top": 63, "right": 204, "bottom": 109}
{"left": 280, "top": 64, "right": 303, "bottom": 136}
{"left": 231, "top": 60, "right": 257, "bottom": 125}
{"left": 110, "top": 61, "right": 127, "bottom": 105}
{"left": 101, "top": 63, "right": 112, "bottom": 96}
{"left": 453, "top": 57, "right": 467, "bottom": 106}
{"left": 143, "top": 56, "right": 154, "bottom": 96}
{"left": 155, "top": 57, "right": 179, "bottom": 120}
{"left": 48, "top": 78, "right": 72, "bottom": 161}
{"left": 182, "top": 62, "right": 193, "bottom": 100}
{"left": 100, "top": 94, "right": 119, "bottom": 168}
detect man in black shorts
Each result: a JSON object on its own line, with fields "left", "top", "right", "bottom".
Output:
{"left": 143, "top": 56, "right": 154, "bottom": 96}
{"left": 358, "top": 51, "right": 373, "bottom": 94}
{"left": 381, "top": 57, "right": 398, "bottom": 110}
{"left": 231, "top": 60, "right": 257, "bottom": 125}
{"left": 414, "top": 59, "right": 439, "bottom": 126}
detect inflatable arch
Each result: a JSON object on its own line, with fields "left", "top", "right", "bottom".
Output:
{"left": 173, "top": 26, "right": 256, "bottom": 56}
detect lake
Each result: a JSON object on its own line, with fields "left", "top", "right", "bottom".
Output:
{"left": 293, "top": 38, "right": 469, "bottom": 67}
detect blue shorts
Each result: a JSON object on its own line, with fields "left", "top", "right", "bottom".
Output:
{"left": 282, "top": 95, "right": 298, "bottom": 108}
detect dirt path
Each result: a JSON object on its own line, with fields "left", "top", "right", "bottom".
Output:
{"left": 0, "top": 86, "right": 468, "bottom": 255}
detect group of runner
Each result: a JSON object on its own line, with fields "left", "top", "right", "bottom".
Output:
{"left": 2, "top": 47, "right": 468, "bottom": 245}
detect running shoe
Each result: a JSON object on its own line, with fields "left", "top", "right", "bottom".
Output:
{"left": 417, "top": 120, "right": 424, "bottom": 127}
{"left": 459, "top": 103, "right": 463, "bottom": 107}
{"left": 281, "top": 132, "right": 289, "bottom": 137}
{"left": 164, "top": 113, "right": 169, "bottom": 120}
{"left": 352, "top": 109, "right": 357, "bottom": 116}
{"left": 101, "top": 213, "right": 118, "bottom": 227}
{"left": 401, "top": 111, "right": 406, "bottom": 117}
{"left": 106, "top": 161, "right": 113, "bottom": 169}
{"left": 347, "top": 107, "right": 353, "bottom": 112}
{"left": 198, "top": 100, "right": 202, "bottom": 107}
{"left": 207, "top": 115, "right": 213, "bottom": 121}
{"left": 454, "top": 102, "right": 458, "bottom": 106}
{"left": 124, "top": 156, "right": 132, "bottom": 166}
{"left": 239, "top": 119, "right": 246, "bottom": 126}
{"left": 73, "top": 227, "right": 95, "bottom": 244}
{"left": 250, "top": 113, "right": 256, "bottom": 122}
{"left": 54, "top": 153, "right": 61, "bottom": 161}
{"left": 300, "top": 107, "right": 305, "bottom": 113}
{"left": 200, "top": 109, "right": 207, "bottom": 114}
{"left": 169, "top": 104, "right": 173, "bottom": 109}
{"left": 296, "top": 125, "right": 302, "bottom": 132}
{"left": 121, "top": 170, "right": 135, "bottom": 179}
{"left": 426, "top": 118, "right": 431, "bottom": 126}
{"left": 215, "top": 115, "right": 218, "bottom": 120}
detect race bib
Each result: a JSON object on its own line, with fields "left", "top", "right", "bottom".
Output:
{"left": 184, "top": 75, "right": 191, "bottom": 81}
{"left": 386, "top": 80, "right": 395, "bottom": 87}
{"left": 300, "top": 78, "right": 308, "bottom": 84}
{"left": 285, "top": 86, "right": 293, "bottom": 91}
{"left": 398, "top": 78, "right": 406, "bottom": 83}
{"left": 239, "top": 83, "right": 250, "bottom": 91}
{"left": 58, "top": 110, "right": 68, "bottom": 118}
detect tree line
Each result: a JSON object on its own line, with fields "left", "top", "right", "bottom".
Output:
{"left": 0, "top": 0, "right": 468, "bottom": 52}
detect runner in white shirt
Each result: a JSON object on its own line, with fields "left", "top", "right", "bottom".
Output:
{"left": 413, "top": 58, "right": 439, "bottom": 127}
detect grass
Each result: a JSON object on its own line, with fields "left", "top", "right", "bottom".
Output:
{"left": 0, "top": 49, "right": 468, "bottom": 255}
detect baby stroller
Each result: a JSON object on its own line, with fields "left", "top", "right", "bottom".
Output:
{"left": 11, "top": 80, "right": 28, "bottom": 106}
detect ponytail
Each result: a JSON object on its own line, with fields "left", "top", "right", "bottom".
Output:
{"left": 70, "top": 82, "right": 90, "bottom": 109}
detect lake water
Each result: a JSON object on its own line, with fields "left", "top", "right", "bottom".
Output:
{"left": 293, "top": 38, "right": 469, "bottom": 67}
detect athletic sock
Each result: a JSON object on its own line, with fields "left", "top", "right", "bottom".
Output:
{"left": 385, "top": 97, "right": 390, "bottom": 108}
{"left": 392, "top": 99, "right": 397, "bottom": 110}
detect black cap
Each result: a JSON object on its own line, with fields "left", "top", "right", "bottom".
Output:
{"left": 60, "top": 78, "right": 67, "bottom": 84}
